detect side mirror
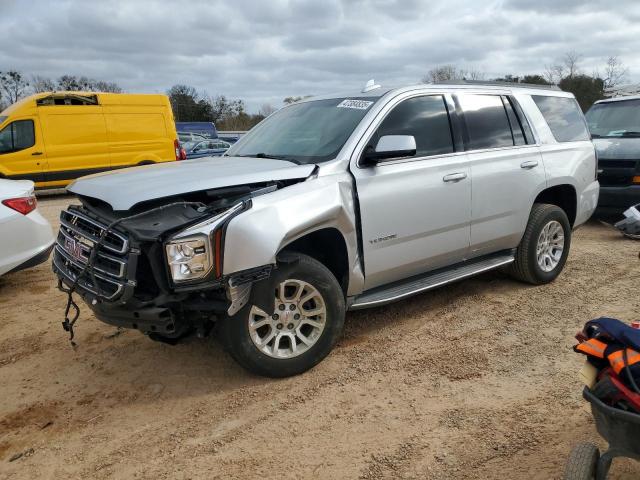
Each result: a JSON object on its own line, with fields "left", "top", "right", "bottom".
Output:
{"left": 362, "top": 135, "right": 416, "bottom": 165}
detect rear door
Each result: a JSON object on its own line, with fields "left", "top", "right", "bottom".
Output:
{"left": 351, "top": 93, "right": 472, "bottom": 290}
{"left": 105, "top": 110, "right": 170, "bottom": 167}
{"left": 456, "top": 93, "right": 546, "bottom": 257}
{"left": 0, "top": 117, "right": 47, "bottom": 184}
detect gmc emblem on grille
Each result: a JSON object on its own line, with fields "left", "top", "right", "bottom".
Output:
{"left": 64, "top": 237, "right": 89, "bottom": 263}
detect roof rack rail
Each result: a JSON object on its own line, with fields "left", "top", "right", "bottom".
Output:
{"left": 433, "top": 80, "right": 561, "bottom": 91}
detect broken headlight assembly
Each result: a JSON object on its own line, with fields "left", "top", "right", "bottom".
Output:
{"left": 164, "top": 202, "right": 247, "bottom": 285}
{"left": 165, "top": 236, "right": 212, "bottom": 282}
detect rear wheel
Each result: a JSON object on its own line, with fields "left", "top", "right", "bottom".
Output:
{"left": 220, "top": 252, "right": 345, "bottom": 377}
{"left": 563, "top": 443, "right": 599, "bottom": 480}
{"left": 509, "top": 203, "right": 571, "bottom": 285}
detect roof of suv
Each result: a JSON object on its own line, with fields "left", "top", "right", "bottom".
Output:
{"left": 594, "top": 95, "right": 640, "bottom": 104}
{"left": 298, "top": 81, "right": 574, "bottom": 105}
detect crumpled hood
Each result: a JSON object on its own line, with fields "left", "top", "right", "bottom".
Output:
{"left": 593, "top": 137, "right": 640, "bottom": 160}
{"left": 68, "top": 156, "right": 316, "bottom": 211}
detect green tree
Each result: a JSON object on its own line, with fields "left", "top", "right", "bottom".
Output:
{"left": 521, "top": 75, "right": 551, "bottom": 85}
{"left": 558, "top": 74, "right": 605, "bottom": 112}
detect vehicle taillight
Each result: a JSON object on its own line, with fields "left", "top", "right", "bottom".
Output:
{"left": 180, "top": 147, "right": 187, "bottom": 160}
{"left": 2, "top": 195, "right": 37, "bottom": 215}
{"left": 174, "top": 139, "right": 184, "bottom": 160}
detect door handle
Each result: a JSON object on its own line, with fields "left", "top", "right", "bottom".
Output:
{"left": 31, "top": 151, "right": 43, "bottom": 156}
{"left": 520, "top": 160, "right": 539, "bottom": 169}
{"left": 443, "top": 172, "right": 467, "bottom": 182}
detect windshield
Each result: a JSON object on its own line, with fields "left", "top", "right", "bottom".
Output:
{"left": 227, "top": 97, "right": 380, "bottom": 164}
{"left": 586, "top": 99, "right": 640, "bottom": 138}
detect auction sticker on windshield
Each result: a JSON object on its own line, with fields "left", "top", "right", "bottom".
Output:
{"left": 337, "top": 99, "right": 374, "bottom": 110}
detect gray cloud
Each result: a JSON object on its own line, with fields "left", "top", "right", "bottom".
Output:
{"left": 1, "top": 0, "right": 639, "bottom": 111}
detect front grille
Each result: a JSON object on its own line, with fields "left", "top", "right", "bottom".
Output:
{"left": 598, "top": 158, "right": 640, "bottom": 187}
{"left": 60, "top": 209, "right": 129, "bottom": 254}
{"left": 53, "top": 207, "right": 134, "bottom": 301}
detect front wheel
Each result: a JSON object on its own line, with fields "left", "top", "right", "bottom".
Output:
{"left": 509, "top": 203, "right": 572, "bottom": 285}
{"left": 220, "top": 252, "right": 345, "bottom": 378}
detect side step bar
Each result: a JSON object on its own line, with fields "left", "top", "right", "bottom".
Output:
{"left": 349, "top": 251, "right": 515, "bottom": 310}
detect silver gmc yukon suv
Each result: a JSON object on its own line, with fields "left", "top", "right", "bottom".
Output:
{"left": 53, "top": 81, "right": 599, "bottom": 377}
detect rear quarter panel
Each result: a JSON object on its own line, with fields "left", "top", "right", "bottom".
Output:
{"left": 516, "top": 93, "right": 599, "bottom": 226}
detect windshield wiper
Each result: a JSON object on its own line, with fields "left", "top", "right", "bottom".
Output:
{"left": 235, "top": 153, "right": 301, "bottom": 164}
{"left": 621, "top": 131, "right": 640, "bottom": 137}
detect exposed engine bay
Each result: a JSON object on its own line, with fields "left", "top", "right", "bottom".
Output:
{"left": 53, "top": 178, "right": 304, "bottom": 345}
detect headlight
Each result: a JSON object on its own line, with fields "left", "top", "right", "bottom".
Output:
{"left": 165, "top": 235, "right": 212, "bottom": 283}
{"left": 164, "top": 202, "right": 247, "bottom": 285}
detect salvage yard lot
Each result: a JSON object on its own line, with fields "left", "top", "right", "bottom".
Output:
{"left": 1, "top": 194, "right": 639, "bottom": 479}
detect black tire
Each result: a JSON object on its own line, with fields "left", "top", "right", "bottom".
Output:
{"left": 563, "top": 443, "right": 599, "bottom": 480}
{"left": 509, "top": 203, "right": 572, "bottom": 285}
{"left": 220, "top": 252, "right": 345, "bottom": 378}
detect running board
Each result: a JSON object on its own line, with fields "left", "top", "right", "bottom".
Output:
{"left": 349, "top": 252, "right": 515, "bottom": 310}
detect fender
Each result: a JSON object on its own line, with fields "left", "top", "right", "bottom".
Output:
{"left": 223, "top": 172, "right": 365, "bottom": 296}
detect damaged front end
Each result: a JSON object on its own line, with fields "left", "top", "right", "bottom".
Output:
{"left": 52, "top": 182, "right": 284, "bottom": 343}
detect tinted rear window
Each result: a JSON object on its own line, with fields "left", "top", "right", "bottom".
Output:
{"left": 458, "top": 94, "right": 514, "bottom": 150}
{"left": 532, "top": 95, "right": 590, "bottom": 142}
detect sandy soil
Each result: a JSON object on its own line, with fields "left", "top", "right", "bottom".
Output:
{"left": 1, "top": 194, "right": 639, "bottom": 480}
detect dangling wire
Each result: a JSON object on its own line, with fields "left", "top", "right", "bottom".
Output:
{"left": 59, "top": 201, "right": 207, "bottom": 347}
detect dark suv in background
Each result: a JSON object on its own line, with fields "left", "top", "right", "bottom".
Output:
{"left": 586, "top": 97, "right": 640, "bottom": 217}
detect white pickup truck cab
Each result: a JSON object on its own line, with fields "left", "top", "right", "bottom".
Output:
{"left": 53, "top": 81, "right": 599, "bottom": 377}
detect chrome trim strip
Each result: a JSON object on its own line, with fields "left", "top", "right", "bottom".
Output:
{"left": 349, "top": 256, "right": 514, "bottom": 309}
{"left": 60, "top": 209, "right": 129, "bottom": 254}
{"left": 57, "top": 228, "right": 126, "bottom": 279}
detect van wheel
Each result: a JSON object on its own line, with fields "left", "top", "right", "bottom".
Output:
{"left": 509, "top": 203, "right": 571, "bottom": 285}
{"left": 220, "top": 252, "right": 345, "bottom": 378}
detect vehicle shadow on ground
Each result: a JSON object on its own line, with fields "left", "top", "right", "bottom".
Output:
{"left": 40, "top": 268, "right": 515, "bottom": 404}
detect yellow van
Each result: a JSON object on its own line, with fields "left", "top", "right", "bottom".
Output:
{"left": 0, "top": 92, "right": 183, "bottom": 188}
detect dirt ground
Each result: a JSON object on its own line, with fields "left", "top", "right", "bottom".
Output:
{"left": 1, "top": 194, "right": 639, "bottom": 480}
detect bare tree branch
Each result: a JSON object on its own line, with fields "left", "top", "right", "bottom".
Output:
{"left": 603, "top": 56, "right": 628, "bottom": 89}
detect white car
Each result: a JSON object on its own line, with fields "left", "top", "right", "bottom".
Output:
{"left": 0, "top": 179, "right": 54, "bottom": 276}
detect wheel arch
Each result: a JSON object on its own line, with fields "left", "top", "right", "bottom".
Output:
{"left": 279, "top": 227, "right": 350, "bottom": 296}
{"left": 533, "top": 184, "right": 577, "bottom": 226}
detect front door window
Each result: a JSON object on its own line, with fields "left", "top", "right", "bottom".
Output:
{"left": 0, "top": 120, "right": 35, "bottom": 154}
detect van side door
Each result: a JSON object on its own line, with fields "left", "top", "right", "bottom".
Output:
{"left": 0, "top": 117, "right": 47, "bottom": 185}
{"left": 105, "top": 108, "right": 171, "bottom": 167}
{"left": 351, "top": 94, "right": 471, "bottom": 291}
{"left": 39, "top": 104, "right": 109, "bottom": 186}
{"left": 456, "top": 93, "right": 546, "bottom": 257}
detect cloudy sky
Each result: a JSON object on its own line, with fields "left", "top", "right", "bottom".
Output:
{"left": 1, "top": 0, "right": 639, "bottom": 112}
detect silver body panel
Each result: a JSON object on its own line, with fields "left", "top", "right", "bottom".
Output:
{"left": 67, "top": 156, "right": 316, "bottom": 211}
{"left": 68, "top": 83, "right": 599, "bottom": 306}
{"left": 223, "top": 173, "right": 365, "bottom": 296}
